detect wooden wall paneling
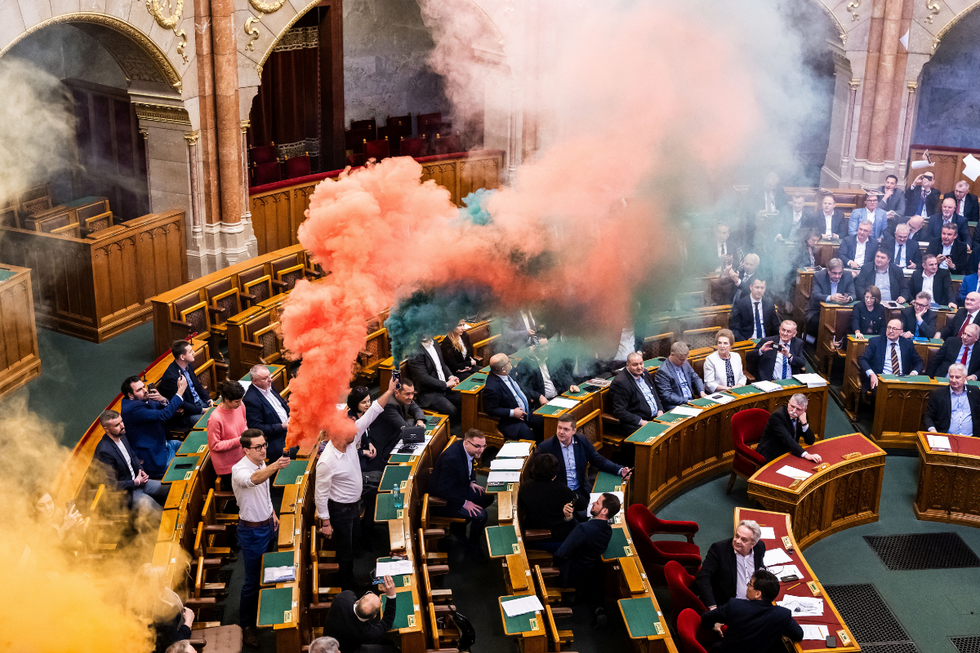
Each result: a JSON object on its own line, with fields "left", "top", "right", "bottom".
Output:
{"left": 910, "top": 146, "right": 980, "bottom": 196}
{"left": 0, "top": 265, "right": 41, "bottom": 398}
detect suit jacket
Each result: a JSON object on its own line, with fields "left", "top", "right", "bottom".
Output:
{"left": 839, "top": 234, "right": 879, "bottom": 269}
{"left": 855, "top": 262, "right": 910, "bottom": 303}
{"left": 428, "top": 440, "right": 474, "bottom": 512}
{"left": 157, "top": 361, "right": 209, "bottom": 408}
{"left": 518, "top": 479, "right": 577, "bottom": 537}
{"left": 731, "top": 270, "right": 760, "bottom": 305}
{"left": 747, "top": 336, "right": 805, "bottom": 382}
{"left": 608, "top": 369, "right": 662, "bottom": 431}
{"left": 924, "top": 385, "right": 980, "bottom": 435}
{"left": 807, "top": 270, "right": 856, "bottom": 323}
{"left": 515, "top": 355, "right": 578, "bottom": 407}
{"left": 483, "top": 372, "right": 534, "bottom": 434}
{"left": 729, "top": 296, "right": 780, "bottom": 342}
{"left": 695, "top": 539, "right": 766, "bottom": 609}
{"left": 654, "top": 359, "right": 705, "bottom": 410}
{"left": 879, "top": 236, "right": 923, "bottom": 270}
{"left": 848, "top": 207, "right": 889, "bottom": 239}
{"left": 407, "top": 347, "right": 453, "bottom": 409}
{"left": 120, "top": 395, "right": 184, "bottom": 477}
{"left": 369, "top": 399, "right": 424, "bottom": 472}
{"left": 858, "top": 336, "right": 924, "bottom": 378}
{"left": 944, "top": 191, "right": 980, "bottom": 224}
{"left": 776, "top": 209, "right": 807, "bottom": 241}
{"left": 904, "top": 186, "right": 941, "bottom": 217}
{"left": 502, "top": 311, "right": 541, "bottom": 352}
{"left": 803, "top": 209, "right": 847, "bottom": 239}
{"left": 94, "top": 434, "right": 146, "bottom": 500}
{"left": 747, "top": 185, "right": 788, "bottom": 214}
{"left": 757, "top": 405, "right": 816, "bottom": 461}
{"left": 554, "top": 518, "right": 612, "bottom": 588}
{"left": 910, "top": 269, "right": 954, "bottom": 306}
{"left": 926, "top": 336, "right": 980, "bottom": 377}
{"left": 927, "top": 237, "right": 970, "bottom": 274}
{"left": 439, "top": 331, "right": 476, "bottom": 377}
{"left": 959, "top": 274, "right": 980, "bottom": 306}
{"left": 536, "top": 433, "right": 621, "bottom": 492}
{"left": 940, "top": 307, "right": 980, "bottom": 340}
{"left": 243, "top": 384, "right": 289, "bottom": 441}
{"left": 702, "top": 599, "right": 803, "bottom": 653}
{"left": 326, "top": 590, "right": 397, "bottom": 653}
{"left": 879, "top": 185, "right": 906, "bottom": 216}
{"left": 925, "top": 212, "right": 970, "bottom": 242}
{"left": 899, "top": 305, "right": 938, "bottom": 340}
{"left": 850, "top": 303, "right": 887, "bottom": 336}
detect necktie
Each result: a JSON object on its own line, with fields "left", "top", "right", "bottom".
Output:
{"left": 891, "top": 343, "right": 900, "bottom": 375}
{"left": 781, "top": 348, "right": 789, "bottom": 380}
{"left": 897, "top": 244, "right": 904, "bottom": 265}
{"left": 808, "top": 249, "right": 815, "bottom": 266}
{"left": 508, "top": 377, "right": 528, "bottom": 414}
{"left": 754, "top": 302, "right": 764, "bottom": 339}
{"left": 725, "top": 358, "right": 735, "bottom": 387}
{"left": 962, "top": 345, "right": 971, "bottom": 366}
{"left": 959, "top": 314, "right": 974, "bottom": 337}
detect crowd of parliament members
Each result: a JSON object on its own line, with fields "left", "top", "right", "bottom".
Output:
{"left": 61, "top": 171, "right": 980, "bottom": 652}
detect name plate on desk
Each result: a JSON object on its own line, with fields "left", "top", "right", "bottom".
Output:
{"left": 841, "top": 451, "right": 861, "bottom": 460}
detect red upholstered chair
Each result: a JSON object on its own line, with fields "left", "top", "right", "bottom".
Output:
{"left": 417, "top": 111, "right": 442, "bottom": 138}
{"left": 625, "top": 504, "right": 701, "bottom": 586}
{"left": 377, "top": 126, "right": 402, "bottom": 155}
{"left": 727, "top": 408, "right": 770, "bottom": 494}
{"left": 400, "top": 136, "right": 427, "bottom": 158}
{"left": 252, "top": 161, "right": 281, "bottom": 186}
{"left": 350, "top": 117, "right": 377, "bottom": 139}
{"left": 676, "top": 609, "right": 708, "bottom": 653}
{"left": 433, "top": 133, "right": 461, "bottom": 155}
{"left": 250, "top": 143, "right": 278, "bottom": 164}
{"left": 284, "top": 153, "right": 311, "bottom": 179}
{"left": 665, "top": 560, "right": 707, "bottom": 627}
{"left": 365, "top": 138, "right": 390, "bottom": 161}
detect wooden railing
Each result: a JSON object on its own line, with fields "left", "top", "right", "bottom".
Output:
{"left": 0, "top": 263, "right": 41, "bottom": 399}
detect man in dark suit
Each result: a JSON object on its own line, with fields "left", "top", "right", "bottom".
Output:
{"left": 925, "top": 364, "right": 980, "bottom": 435}
{"left": 428, "top": 429, "right": 495, "bottom": 557}
{"left": 926, "top": 325, "right": 980, "bottom": 378}
{"left": 748, "top": 172, "right": 789, "bottom": 215}
{"left": 880, "top": 174, "right": 907, "bottom": 217}
{"left": 905, "top": 172, "right": 941, "bottom": 218}
{"left": 839, "top": 219, "right": 879, "bottom": 270}
{"left": 879, "top": 223, "right": 923, "bottom": 270}
{"left": 695, "top": 520, "right": 767, "bottom": 610}
{"left": 156, "top": 340, "right": 213, "bottom": 428}
{"left": 941, "top": 292, "right": 980, "bottom": 340}
{"left": 609, "top": 352, "right": 664, "bottom": 434}
{"left": 927, "top": 222, "right": 970, "bottom": 274}
{"left": 947, "top": 180, "right": 980, "bottom": 225}
{"left": 806, "top": 258, "right": 856, "bottom": 335}
{"left": 325, "top": 576, "right": 398, "bottom": 653}
{"left": 907, "top": 215, "right": 928, "bottom": 244}
{"left": 94, "top": 409, "right": 169, "bottom": 513}
{"left": 502, "top": 309, "right": 543, "bottom": 353}
{"left": 536, "top": 413, "right": 629, "bottom": 510}
{"left": 119, "top": 374, "right": 186, "bottom": 479}
{"left": 774, "top": 194, "right": 807, "bottom": 243}
{"left": 701, "top": 569, "right": 804, "bottom": 653}
{"left": 721, "top": 253, "right": 763, "bottom": 305}
{"left": 407, "top": 337, "right": 461, "bottom": 421}
{"left": 483, "top": 353, "right": 544, "bottom": 440}
{"left": 756, "top": 394, "right": 822, "bottom": 463}
{"left": 242, "top": 364, "right": 291, "bottom": 462}
{"left": 369, "top": 379, "right": 426, "bottom": 470}
{"left": 729, "top": 278, "right": 780, "bottom": 342}
{"left": 859, "top": 319, "right": 925, "bottom": 390}
{"left": 855, "top": 249, "right": 910, "bottom": 304}
{"left": 958, "top": 261, "right": 980, "bottom": 306}
{"left": 514, "top": 337, "right": 580, "bottom": 409}
{"left": 925, "top": 197, "right": 970, "bottom": 243}
{"left": 899, "top": 292, "right": 939, "bottom": 340}
{"left": 910, "top": 254, "right": 956, "bottom": 308}
{"left": 554, "top": 492, "right": 620, "bottom": 625}
{"left": 747, "top": 321, "right": 805, "bottom": 382}
{"left": 655, "top": 341, "right": 707, "bottom": 410}
{"left": 803, "top": 193, "right": 847, "bottom": 240}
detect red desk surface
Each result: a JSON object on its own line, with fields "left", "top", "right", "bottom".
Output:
{"left": 947, "top": 434, "right": 980, "bottom": 456}
{"left": 753, "top": 433, "right": 882, "bottom": 489}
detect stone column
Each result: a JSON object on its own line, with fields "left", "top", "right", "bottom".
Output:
{"left": 133, "top": 103, "right": 193, "bottom": 235}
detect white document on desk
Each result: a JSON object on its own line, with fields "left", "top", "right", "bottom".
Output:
{"left": 502, "top": 594, "right": 544, "bottom": 617}
{"left": 802, "top": 625, "right": 829, "bottom": 640}
{"left": 672, "top": 406, "right": 702, "bottom": 416}
{"left": 777, "top": 595, "right": 824, "bottom": 617}
{"left": 545, "top": 397, "right": 579, "bottom": 409}
{"left": 928, "top": 435, "right": 952, "bottom": 451}
{"left": 263, "top": 566, "right": 295, "bottom": 583}
{"left": 752, "top": 381, "right": 781, "bottom": 393}
{"left": 707, "top": 392, "right": 735, "bottom": 404}
{"left": 490, "top": 458, "right": 525, "bottom": 470}
{"left": 760, "top": 527, "right": 776, "bottom": 540}
{"left": 763, "top": 548, "right": 793, "bottom": 566}
{"left": 776, "top": 465, "right": 812, "bottom": 480}
{"left": 375, "top": 559, "right": 414, "bottom": 576}
{"left": 768, "top": 564, "right": 803, "bottom": 581}
{"left": 498, "top": 442, "right": 533, "bottom": 458}
{"left": 794, "top": 373, "right": 828, "bottom": 388}
{"left": 488, "top": 471, "right": 521, "bottom": 484}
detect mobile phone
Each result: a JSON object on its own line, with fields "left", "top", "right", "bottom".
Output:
{"left": 826, "top": 635, "right": 836, "bottom": 648}
{"left": 392, "top": 369, "right": 401, "bottom": 389}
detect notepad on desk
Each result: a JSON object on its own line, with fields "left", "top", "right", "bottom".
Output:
{"left": 776, "top": 465, "right": 812, "bottom": 481}
{"left": 501, "top": 594, "right": 543, "bottom": 618}
{"left": 802, "top": 625, "right": 830, "bottom": 640}
{"left": 752, "top": 381, "right": 782, "bottom": 393}
{"left": 545, "top": 397, "right": 578, "bottom": 409}
{"left": 263, "top": 566, "right": 295, "bottom": 584}
{"left": 763, "top": 548, "right": 793, "bottom": 566}
{"left": 375, "top": 559, "right": 414, "bottom": 576}
{"left": 760, "top": 527, "right": 776, "bottom": 540}
{"left": 794, "top": 373, "right": 828, "bottom": 388}
{"left": 490, "top": 458, "right": 525, "bottom": 470}
{"left": 498, "top": 442, "right": 533, "bottom": 458}
{"left": 671, "top": 406, "right": 702, "bottom": 416}
{"left": 928, "top": 435, "right": 952, "bottom": 451}
{"left": 488, "top": 471, "right": 521, "bottom": 484}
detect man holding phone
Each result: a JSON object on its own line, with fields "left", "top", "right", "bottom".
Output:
{"left": 326, "top": 576, "right": 398, "bottom": 653}
{"left": 748, "top": 321, "right": 805, "bottom": 382}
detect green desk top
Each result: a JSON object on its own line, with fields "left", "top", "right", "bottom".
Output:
{"left": 880, "top": 374, "right": 932, "bottom": 383}
{"left": 969, "top": 380, "right": 980, "bottom": 388}
{"left": 688, "top": 397, "right": 720, "bottom": 408}
{"left": 388, "top": 453, "right": 416, "bottom": 463}
{"left": 625, "top": 421, "right": 669, "bottom": 444}
{"left": 0, "top": 269, "right": 14, "bottom": 283}
{"left": 257, "top": 586, "right": 293, "bottom": 626}
{"left": 381, "top": 588, "right": 414, "bottom": 630}
{"left": 562, "top": 385, "right": 596, "bottom": 399}
{"left": 773, "top": 378, "right": 803, "bottom": 388}
{"left": 242, "top": 364, "right": 280, "bottom": 381}
{"left": 535, "top": 402, "right": 570, "bottom": 416}
{"left": 375, "top": 493, "right": 402, "bottom": 522}
{"left": 823, "top": 300, "right": 858, "bottom": 307}
{"left": 486, "top": 481, "right": 513, "bottom": 492}
{"left": 261, "top": 551, "right": 296, "bottom": 585}
{"left": 602, "top": 527, "right": 631, "bottom": 560}
{"left": 619, "top": 596, "right": 664, "bottom": 638}
{"left": 176, "top": 431, "right": 209, "bottom": 455}
{"left": 643, "top": 357, "right": 665, "bottom": 370}
{"left": 380, "top": 465, "right": 411, "bottom": 491}
{"left": 593, "top": 471, "right": 623, "bottom": 493}
{"left": 377, "top": 557, "right": 414, "bottom": 588}
{"left": 486, "top": 525, "right": 520, "bottom": 558}
{"left": 728, "top": 385, "right": 764, "bottom": 397}
{"left": 455, "top": 373, "right": 488, "bottom": 392}
{"left": 162, "top": 454, "right": 201, "bottom": 482}
{"left": 273, "top": 460, "right": 309, "bottom": 486}
{"left": 193, "top": 405, "right": 218, "bottom": 429}
{"left": 953, "top": 274, "right": 965, "bottom": 281}
{"left": 655, "top": 410, "right": 690, "bottom": 424}
{"left": 935, "top": 377, "right": 950, "bottom": 384}
{"left": 500, "top": 595, "right": 540, "bottom": 634}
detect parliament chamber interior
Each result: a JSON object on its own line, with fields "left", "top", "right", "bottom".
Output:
{"left": 5, "top": 1, "right": 980, "bottom": 653}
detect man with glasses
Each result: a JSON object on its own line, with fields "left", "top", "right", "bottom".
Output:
{"left": 428, "top": 429, "right": 495, "bottom": 560}
{"left": 905, "top": 172, "right": 941, "bottom": 218}
{"left": 232, "top": 430, "right": 290, "bottom": 648}
{"left": 484, "top": 353, "right": 545, "bottom": 440}
{"left": 879, "top": 223, "right": 922, "bottom": 270}
{"left": 848, "top": 192, "right": 888, "bottom": 239}
{"left": 900, "top": 292, "right": 939, "bottom": 340}
{"left": 859, "top": 319, "right": 924, "bottom": 391}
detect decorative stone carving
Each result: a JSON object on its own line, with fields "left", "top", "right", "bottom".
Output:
{"left": 245, "top": 16, "right": 261, "bottom": 52}
{"left": 846, "top": 0, "right": 860, "bottom": 22}
{"left": 134, "top": 103, "right": 192, "bottom": 126}
{"left": 925, "top": 0, "right": 941, "bottom": 24}
{"left": 145, "top": 0, "right": 188, "bottom": 63}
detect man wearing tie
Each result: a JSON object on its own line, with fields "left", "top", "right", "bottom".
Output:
{"left": 925, "top": 364, "right": 980, "bottom": 436}
{"left": 879, "top": 224, "right": 922, "bottom": 270}
{"left": 910, "top": 254, "right": 956, "bottom": 309}
{"left": 904, "top": 172, "right": 941, "bottom": 218}
{"left": 899, "top": 292, "right": 939, "bottom": 340}
{"left": 927, "top": 325, "right": 980, "bottom": 379}
{"left": 654, "top": 341, "right": 707, "bottom": 411}
{"left": 728, "top": 278, "right": 779, "bottom": 342}
{"left": 748, "top": 321, "right": 806, "bottom": 382}
{"left": 775, "top": 194, "right": 807, "bottom": 243}
{"left": 756, "top": 394, "right": 822, "bottom": 463}
{"left": 859, "top": 319, "right": 924, "bottom": 390}
{"left": 848, "top": 192, "right": 888, "bottom": 239}
{"left": 941, "top": 292, "right": 980, "bottom": 340}
{"left": 806, "top": 258, "right": 856, "bottom": 335}
{"left": 483, "top": 353, "right": 544, "bottom": 440}
{"left": 609, "top": 352, "right": 664, "bottom": 434}
{"left": 428, "top": 429, "right": 495, "bottom": 559}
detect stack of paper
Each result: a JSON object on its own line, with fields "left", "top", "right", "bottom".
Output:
{"left": 928, "top": 435, "right": 952, "bottom": 451}
{"left": 776, "top": 465, "right": 812, "bottom": 480}
{"left": 587, "top": 378, "right": 612, "bottom": 388}
{"left": 545, "top": 397, "right": 578, "bottom": 409}
{"left": 490, "top": 458, "right": 525, "bottom": 471}
{"left": 488, "top": 471, "right": 521, "bottom": 484}
{"left": 672, "top": 406, "right": 702, "bottom": 417}
{"left": 794, "top": 373, "right": 828, "bottom": 388}
{"left": 802, "top": 625, "right": 829, "bottom": 640}
{"left": 498, "top": 442, "right": 533, "bottom": 458}
{"left": 376, "top": 559, "right": 414, "bottom": 576}
{"left": 760, "top": 527, "right": 776, "bottom": 540}
{"left": 502, "top": 594, "right": 544, "bottom": 617}
{"left": 777, "top": 595, "right": 824, "bottom": 617}
{"left": 263, "top": 566, "right": 295, "bottom": 583}
{"left": 753, "top": 381, "right": 782, "bottom": 393}
{"left": 706, "top": 392, "right": 735, "bottom": 404}
{"left": 763, "top": 548, "right": 793, "bottom": 566}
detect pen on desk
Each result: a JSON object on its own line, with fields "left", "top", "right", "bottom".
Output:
{"left": 787, "top": 582, "right": 801, "bottom": 591}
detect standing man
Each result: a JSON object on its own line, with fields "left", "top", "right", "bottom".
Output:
{"left": 756, "top": 394, "right": 822, "bottom": 463}
{"left": 879, "top": 223, "right": 922, "bottom": 270}
{"left": 775, "top": 194, "right": 807, "bottom": 243}
{"left": 119, "top": 374, "right": 186, "bottom": 480}
{"left": 728, "top": 278, "right": 780, "bottom": 342}
{"left": 748, "top": 321, "right": 805, "bottom": 382}
{"left": 243, "top": 364, "right": 291, "bottom": 462}
{"left": 848, "top": 192, "right": 888, "bottom": 239}
{"left": 609, "top": 352, "right": 664, "bottom": 434}
{"left": 701, "top": 569, "right": 804, "bottom": 653}
{"left": 726, "top": 253, "right": 762, "bottom": 304}
{"left": 483, "top": 353, "right": 544, "bottom": 440}
{"left": 428, "top": 429, "right": 495, "bottom": 559}
{"left": 904, "top": 172, "right": 941, "bottom": 218}
{"left": 157, "top": 340, "right": 214, "bottom": 429}
{"left": 695, "top": 520, "right": 766, "bottom": 611}
{"left": 947, "top": 180, "right": 980, "bottom": 225}
{"left": 806, "top": 259, "right": 855, "bottom": 335}
{"left": 654, "top": 341, "right": 707, "bottom": 410}
{"left": 924, "top": 364, "right": 980, "bottom": 435}
{"left": 879, "top": 174, "right": 906, "bottom": 217}
{"left": 858, "top": 319, "right": 924, "bottom": 390}
{"left": 232, "top": 431, "right": 290, "bottom": 648}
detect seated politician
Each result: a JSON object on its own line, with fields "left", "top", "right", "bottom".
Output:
{"left": 407, "top": 336, "right": 461, "bottom": 422}
{"left": 701, "top": 569, "right": 804, "bottom": 653}
{"left": 925, "top": 196, "right": 970, "bottom": 243}
{"left": 440, "top": 319, "right": 479, "bottom": 378}
{"left": 703, "top": 329, "right": 747, "bottom": 392}
{"left": 120, "top": 374, "right": 186, "bottom": 480}
{"left": 243, "top": 364, "right": 292, "bottom": 463}
{"left": 803, "top": 193, "right": 846, "bottom": 240}
{"left": 654, "top": 341, "right": 706, "bottom": 410}
{"left": 927, "top": 222, "right": 969, "bottom": 273}
{"left": 428, "top": 429, "right": 494, "bottom": 560}
{"left": 518, "top": 453, "right": 577, "bottom": 547}
{"left": 696, "top": 519, "right": 766, "bottom": 610}
{"left": 924, "top": 364, "right": 980, "bottom": 436}
{"left": 156, "top": 340, "right": 214, "bottom": 431}
{"left": 728, "top": 277, "right": 779, "bottom": 342}
{"left": 756, "top": 393, "right": 822, "bottom": 464}
{"left": 369, "top": 379, "right": 427, "bottom": 470}
{"left": 747, "top": 320, "right": 804, "bottom": 382}
{"left": 957, "top": 260, "right": 980, "bottom": 307}
{"left": 848, "top": 192, "right": 888, "bottom": 238}
{"left": 788, "top": 229, "right": 820, "bottom": 271}
{"left": 514, "top": 337, "right": 581, "bottom": 409}
{"left": 879, "top": 223, "right": 922, "bottom": 270}
{"left": 926, "top": 324, "right": 980, "bottom": 379}
{"left": 484, "top": 353, "right": 545, "bottom": 440}
{"left": 94, "top": 409, "right": 169, "bottom": 518}
{"left": 900, "top": 292, "right": 938, "bottom": 340}
{"left": 941, "top": 292, "right": 980, "bottom": 340}
{"left": 855, "top": 249, "right": 909, "bottom": 305}
{"left": 840, "top": 219, "right": 878, "bottom": 271}
{"left": 806, "top": 258, "right": 855, "bottom": 335}
{"left": 880, "top": 174, "right": 907, "bottom": 217}
{"left": 724, "top": 253, "right": 762, "bottom": 304}
{"left": 910, "top": 254, "right": 956, "bottom": 310}
{"left": 609, "top": 352, "right": 664, "bottom": 434}
{"left": 851, "top": 285, "right": 887, "bottom": 338}
{"left": 858, "top": 319, "right": 924, "bottom": 390}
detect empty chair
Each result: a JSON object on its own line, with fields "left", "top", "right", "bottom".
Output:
{"left": 365, "top": 138, "right": 390, "bottom": 161}
{"left": 676, "top": 608, "right": 708, "bottom": 653}
{"left": 432, "top": 132, "right": 461, "bottom": 155}
{"left": 625, "top": 504, "right": 701, "bottom": 585}
{"left": 344, "top": 128, "right": 374, "bottom": 154}
{"left": 665, "top": 560, "right": 708, "bottom": 627}
{"left": 250, "top": 143, "right": 278, "bottom": 164}
{"left": 400, "top": 136, "right": 427, "bottom": 158}
{"left": 727, "top": 408, "right": 770, "bottom": 494}
{"left": 385, "top": 114, "right": 412, "bottom": 139}
{"left": 376, "top": 126, "right": 402, "bottom": 155}
{"left": 283, "top": 153, "right": 311, "bottom": 179}
{"left": 417, "top": 111, "right": 442, "bottom": 138}
{"left": 251, "top": 160, "right": 281, "bottom": 186}
{"left": 350, "top": 117, "right": 377, "bottom": 139}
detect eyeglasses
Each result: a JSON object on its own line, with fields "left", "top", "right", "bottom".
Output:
{"left": 250, "top": 443, "right": 269, "bottom": 450}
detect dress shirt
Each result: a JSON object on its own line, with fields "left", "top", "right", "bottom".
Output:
{"left": 257, "top": 385, "right": 289, "bottom": 424}
{"left": 855, "top": 238, "right": 868, "bottom": 264}
{"left": 735, "top": 552, "right": 754, "bottom": 600}
{"left": 539, "top": 362, "right": 558, "bottom": 399}
{"left": 181, "top": 365, "right": 203, "bottom": 405}
{"left": 674, "top": 365, "right": 693, "bottom": 400}
{"left": 616, "top": 329, "right": 635, "bottom": 361}
{"left": 823, "top": 214, "right": 834, "bottom": 234}
{"left": 941, "top": 244, "right": 953, "bottom": 269}
{"left": 922, "top": 274, "right": 935, "bottom": 301}
{"left": 766, "top": 191, "right": 776, "bottom": 213}
{"left": 315, "top": 440, "right": 365, "bottom": 520}
{"left": 830, "top": 280, "right": 839, "bottom": 295}
{"left": 958, "top": 344, "right": 973, "bottom": 365}
{"left": 772, "top": 341, "right": 792, "bottom": 380}
{"left": 423, "top": 342, "right": 446, "bottom": 382}
{"left": 500, "top": 374, "right": 529, "bottom": 416}
{"left": 959, "top": 198, "right": 966, "bottom": 217}
{"left": 522, "top": 311, "right": 536, "bottom": 332}
{"left": 633, "top": 374, "right": 659, "bottom": 414}
{"left": 232, "top": 456, "right": 275, "bottom": 522}
{"left": 560, "top": 441, "right": 578, "bottom": 490}
{"left": 874, "top": 270, "right": 892, "bottom": 301}
{"left": 114, "top": 440, "right": 136, "bottom": 480}
{"left": 950, "top": 388, "right": 974, "bottom": 436}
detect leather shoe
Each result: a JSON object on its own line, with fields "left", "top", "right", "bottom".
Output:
{"left": 243, "top": 626, "right": 260, "bottom": 649}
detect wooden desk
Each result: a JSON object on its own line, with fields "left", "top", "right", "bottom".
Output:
{"left": 871, "top": 375, "right": 946, "bottom": 448}
{"left": 735, "top": 508, "right": 859, "bottom": 651}
{"left": 629, "top": 382, "right": 828, "bottom": 511}
{"left": 814, "top": 301, "right": 855, "bottom": 376}
{"left": 914, "top": 431, "right": 980, "bottom": 526}
{"left": 0, "top": 264, "right": 41, "bottom": 398}
{"left": 748, "top": 433, "right": 885, "bottom": 549}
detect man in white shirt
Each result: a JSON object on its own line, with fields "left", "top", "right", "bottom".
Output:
{"left": 94, "top": 409, "right": 170, "bottom": 516}
{"left": 232, "top": 431, "right": 290, "bottom": 647}
{"left": 842, "top": 220, "right": 877, "bottom": 270}
{"left": 408, "top": 337, "right": 461, "bottom": 421}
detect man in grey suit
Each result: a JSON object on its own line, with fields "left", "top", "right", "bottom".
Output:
{"left": 848, "top": 192, "right": 888, "bottom": 239}
{"left": 806, "top": 258, "right": 855, "bottom": 335}
{"left": 879, "top": 174, "right": 906, "bottom": 217}
{"left": 654, "top": 341, "right": 706, "bottom": 410}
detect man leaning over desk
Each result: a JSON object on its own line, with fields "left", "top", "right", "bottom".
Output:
{"left": 756, "top": 393, "right": 822, "bottom": 464}
{"left": 924, "top": 363, "right": 980, "bottom": 436}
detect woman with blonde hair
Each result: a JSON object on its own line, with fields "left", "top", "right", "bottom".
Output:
{"left": 129, "top": 563, "right": 195, "bottom": 653}
{"left": 702, "top": 329, "right": 747, "bottom": 392}
{"left": 440, "top": 319, "right": 479, "bottom": 378}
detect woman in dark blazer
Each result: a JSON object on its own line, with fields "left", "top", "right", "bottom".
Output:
{"left": 440, "top": 319, "right": 479, "bottom": 378}
{"left": 851, "top": 285, "right": 887, "bottom": 337}
{"left": 518, "top": 453, "right": 577, "bottom": 549}
{"left": 790, "top": 229, "right": 821, "bottom": 270}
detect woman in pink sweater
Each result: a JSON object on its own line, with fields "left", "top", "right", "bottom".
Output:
{"left": 207, "top": 380, "right": 248, "bottom": 488}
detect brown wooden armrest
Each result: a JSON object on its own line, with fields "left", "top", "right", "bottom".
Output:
{"left": 425, "top": 649, "right": 459, "bottom": 653}
{"left": 539, "top": 567, "right": 560, "bottom": 577}
{"left": 308, "top": 602, "right": 332, "bottom": 612}
{"left": 271, "top": 279, "right": 287, "bottom": 288}
{"left": 524, "top": 529, "right": 552, "bottom": 541}
{"left": 428, "top": 564, "right": 450, "bottom": 575}
{"left": 240, "top": 291, "right": 256, "bottom": 301}
{"left": 601, "top": 413, "right": 621, "bottom": 425}
{"left": 318, "top": 562, "right": 340, "bottom": 572}
{"left": 551, "top": 607, "right": 573, "bottom": 617}
{"left": 170, "top": 319, "right": 192, "bottom": 330}
{"left": 183, "top": 597, "right": 217, "bottom": 607}
{"left": 429, "top": 496, "right": 448, "bottom": 507}
{"left": 433, "top": 604, "right": 453, "bottom": 615}
{"left": 423, "top": 528, "right": 446, "bottom": 538}
{"left": 202, "top": 524, "right": 227, "bottom": 533}
{"left": 208, "top": 306, "right": 227, "bottom": 316}
{"left": 187, "top": 638, "right": 207, "bottom": 653}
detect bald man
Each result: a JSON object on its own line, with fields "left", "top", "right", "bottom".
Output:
{"left": 483, "top": 353, "right": 544, "bottom": 440}
{"left": 859, "top": 319, "right": 923, "bottom": 390}
{"left": 942, "top": 292, "right": 980, "bottom": 340}
{"left": 325, "top": 576, "right": 398, "bottom": 653}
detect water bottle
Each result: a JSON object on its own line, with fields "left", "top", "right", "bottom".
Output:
{"left": 393, "top": 483, "right": 403, "bottom": 509}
